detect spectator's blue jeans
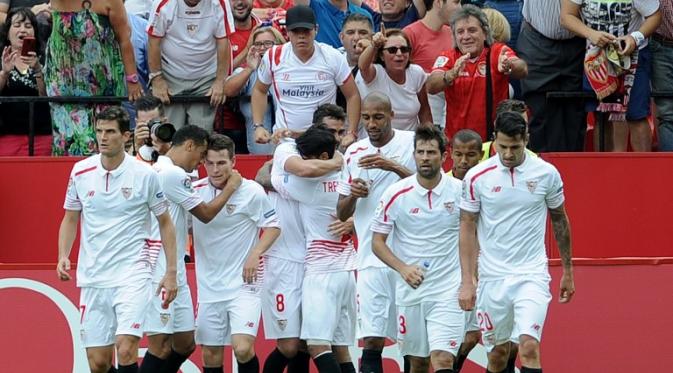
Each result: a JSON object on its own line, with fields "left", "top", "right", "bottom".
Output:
{"left": 650, "top": 38, "right": 673, "bottom": 151}
{"left": 484, "top": 0, "right": 523, "bottom": 51}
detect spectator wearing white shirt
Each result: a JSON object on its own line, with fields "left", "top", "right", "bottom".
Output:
{"left": 358, "top": 26, "right": 433, "bottom": 131}
{"left": 147, "top": 0, "right": 235, "bottom": 133}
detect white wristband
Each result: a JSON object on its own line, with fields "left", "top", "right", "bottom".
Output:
{"left": 630, "top": 31, "right": 645, "bottom": 48}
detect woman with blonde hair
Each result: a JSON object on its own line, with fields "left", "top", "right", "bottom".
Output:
{"left": 483, "top": 8, "right": 511, "bottom": 43}
{"left": 224, "top": 26, "right": 285, "bottom": 154}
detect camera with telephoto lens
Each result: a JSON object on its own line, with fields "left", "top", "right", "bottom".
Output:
{"left": 146, "top": 119, "right": 176, "bottom": 146}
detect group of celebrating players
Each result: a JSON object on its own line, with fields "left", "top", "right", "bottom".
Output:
{"left": 56, "top": 91, "right": 575, "bottom": 373}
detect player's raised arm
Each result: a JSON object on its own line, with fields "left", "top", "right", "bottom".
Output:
{"left": 549, "top": 203, "right": 575, "bottom": 303}
{"left": 458, "top": 209, "right": 479, "bottom": 311}
{"left": 190, "top": 171, "right": 242, "bottom": 224}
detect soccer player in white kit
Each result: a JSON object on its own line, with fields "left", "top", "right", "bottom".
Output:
{"left": 458, "top": 112, "right": 575, "bottom": 373}
{"left": 336, "top": 92, "right": 415, "bottom": 373}
{"left": 257, "top": 105, "right": 348, "bottom": 373}
{"left": 57, "top": 107, "right": 178, "bottom": 373}
{"left": 371, "top": 126, "right": 465, "bottom": 373}
{"left": 447, "top": 129, "right": 484, "bottom": 373}
{"left": 272, "top": 126, "right": 357, "bottom": 373}
{"left": 191, "top": 134, "right": 281, "bottom": 373}
{"left": 141, "top": 126, "right": 244, "bottom": 373}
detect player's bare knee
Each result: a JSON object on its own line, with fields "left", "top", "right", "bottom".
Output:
{"left": 487, "top": 344, "right": 510, "bottom": 371}
{"left": 362, "top": 336, "right": 385, "bottom": 351}
{"left": 147, "top": 334, "right": 172, "bottom": 358}
{"left": 408, "top": 356, "right": 429, "bottom": 373}
{"left": 331, "top": 345, "right": 352, "bottom": 363}
{"left": 307, "top": 343, "right": 331, "bottom": 358}
{"left": 172, "top": 332, "right": 196, "bottom": 356}
{"left": 277, "top": 338, "right": 301, "bottom": 358}
{"left": 201, "top": 346, "right": 224, "bottom": 366}
{"left": 87, "top": 355, "right": 110, "bottom": 373}
{"left": 464, "top": 330, "right": 481, "bottom": 347}
{"left": 115, "top": 336, "right": 139, "bottom": 365}
{"left": 430, "top": 350, "right": 454, "bottom": 370}
{"left": 518, "top": 337, "right": 540, "bottom": 363}
{"left": 232, "top": 340, "right": 255, "bottom": 362}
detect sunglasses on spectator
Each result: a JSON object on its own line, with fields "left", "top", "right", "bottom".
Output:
{"left": 253, "top": 41, "right": 276, "bottom": 48}
{"left": 382, "top": 46, "right": 411, "bottom": 54}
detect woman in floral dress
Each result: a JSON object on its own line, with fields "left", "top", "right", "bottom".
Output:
{"left": 46, "top": 0, "right": 142, "bottom": 155}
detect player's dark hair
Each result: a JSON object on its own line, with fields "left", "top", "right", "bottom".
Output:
{"left": 495, "top": 99, "right": 527, "bottom": 119}
{"left": 296, "top": 126, "right": 337, "bottom": 159}
{"left": 134, "top": 95, "right": 164, "bottom": 116}
{"left": 452, "top": 129, "right": 483, "bottom": 148}
{"left": 494, "top": 112, "right": 527, "bottom": 139}
{"left": 171, "top": 125, "right": 209, "bottom": 148}
{"left": 414, "top": 125, "right": 447, "bottom": 152}
{"left": 312, "top": 104, "right": 346, "bottom": 126}
{"left": 342, "top": 12, "right": 373, "bottom": 29}
{"left": 208, "top": 133, "right": 235, "bottom": 159}
{"left": 96, "top": 106, "right": 131, "bottom": 133}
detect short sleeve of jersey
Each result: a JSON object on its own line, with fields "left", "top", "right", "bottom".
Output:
{"left": 249, "top": 184, "right": 280, "bottom": 228}
{"left": 63, "top": 168, "right": 82, "bottom": 211}
{"left": 256, "top": 48, "right": 273, "bottom": 85}
{"left": 215, "top": 0, "right": 235, "bottom": 38}
{"left": 162, "top": 168, "right": 204, "bottom": 211}
{"left": 370, "top": 186, "right": 396, "bottom": 234}
{"left": 492, "top": 43, "right": 517, "bottom": 70}
{"left": 635, "top": 0, "right": 661, "bottom": 18}
{"left": 331, "top": 48, "right": 353, "bottom": 86}
{"left": 147, "top": 0, "right": 172, "bottom": 37}
{"left": 276, "top": 142, "right": 300, "bottom": 173}
{"left": 460, "top": 173, "right": 481, "bottom": 213}
{"left": 431, "top": 51, "right": 455, "bottom": 73}
{"left": 146, "top": 171, "right": 169, "bottom": 216}
{"left": 545, "top": 166, "right": 565, "bottom": 209}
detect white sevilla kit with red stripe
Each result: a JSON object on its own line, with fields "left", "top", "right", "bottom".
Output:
{"left": 257, "top": 42, "right": 353, "bottom": 131}
{"left": 147, "top": 0, "right": 235, "bottom": 79}
{"left": 64, "top": 153, "right": 168, "bottom": 288}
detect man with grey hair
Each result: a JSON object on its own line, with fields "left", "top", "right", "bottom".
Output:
{"left": 426, "top": 5, "right": 527, "bottom": 142}
{"left": 516, "top": 0, "right": 585, "bottom": 152}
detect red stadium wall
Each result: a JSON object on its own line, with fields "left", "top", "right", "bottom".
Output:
{"left": 1, "top": 153, "right": 672, "bottom": 263}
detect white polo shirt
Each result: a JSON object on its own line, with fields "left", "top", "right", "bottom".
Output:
{"left": 192, "top": 178, "right": 280, "bottom": 303}
{"left": 460, "top": 154, "right": 565, "bottom": 281}
{"left": 150, "top": 156, "right": 203, "bottom": 286}
{"left": 257, "top": 42, "right": 353, "bottom": 131}
{"left": 147, "top": 0, "right": 234, "bottom": 79}
{"left": 371, "top": 173, "right": 462, "bottom": 306}
{"left": 264, "top": 141, "right": 307, "bottom": 263}
{"left": 64, "top": 154, "right": 168, "bottom": 288}
{"left": 336, "top": 129, "right": 416, "bottom": 270}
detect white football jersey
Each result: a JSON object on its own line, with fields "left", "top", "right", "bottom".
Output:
{"left": 372, "top": 173, "right": 462, "bottom": 305}
{"left": 150, "top": 156, "right": 203, "bottom": 286}
{"left": 257, "top": 42, "right": 352, "bottom": 131}
{"left": 460, "top": 154, "right": 565, "bottom": 281}
{"left": 337, "top": 130, "right": 416, "bottom": 270}
{"left": 192, "top": 178, "right": 279, "bottom": 303}
{"left": 63, "top": 154, "right": 168, "bottom": 287}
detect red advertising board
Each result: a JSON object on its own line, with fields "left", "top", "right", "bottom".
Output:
{"left": 2, "top": 261, "right": 673, "bottom": 372}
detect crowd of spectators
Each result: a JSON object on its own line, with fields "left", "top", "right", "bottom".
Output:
{"left": 0, "top": 0, "right": 670, "bottom": 156}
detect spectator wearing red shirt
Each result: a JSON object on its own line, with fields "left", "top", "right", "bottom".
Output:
{"left": 404, "top": 0, "right": 461, "bottom": 128}
{"left": 427, "top": 5, "right": 527, "bottom": 141}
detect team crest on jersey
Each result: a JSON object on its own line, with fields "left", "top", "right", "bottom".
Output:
{"left": 226, "top": 204, "right": 236, "bottom": 214}
{"left": 121, "top": 187, "right": 132, "bottom": 200}
{"left": 526, "top": 180, "right": 539, "bottom": 193}
{"left": 277, "top": 319, "right": 287, "bottom": 331}
{"left": 317, "top": 72, "right": 328, "bottom": 81}
{"left": 444, "top": 201, "right": 455, "bottom": 214}
{"left": 186, "top": 23, "right": 198, "bottom": 35}
{"left": 476, "top": 62, "right": 487, "bottom": 77}
{"left": 160, "top": 313, "right": 170, "bottom": 326}
{"left": 433, "top": 56, "right": 449, "bottom": 68}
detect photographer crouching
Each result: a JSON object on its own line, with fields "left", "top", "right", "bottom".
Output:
{"left": 132, "top": 95, "right": 177, "bottom": 163}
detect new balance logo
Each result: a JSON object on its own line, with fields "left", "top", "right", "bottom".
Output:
{"left": 130, "top": 323, "right": 141, "bottom": 329}
{"left": 409, "top": 208, "right": 420, "bottom": 214}
{"left": 245, "top": 321, "right": 255, "bottom": 328}
{"left": 491, "top": 186, "right": 502, "bottom": 193}
{"left": 87, "top": 190, "right": 95, "bottom": 198}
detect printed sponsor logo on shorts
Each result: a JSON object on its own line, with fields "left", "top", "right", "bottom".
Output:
{"left": 160, "top": 313, "right": 171, "bottom": 326}
{"left": 277, "top": 319, "right": 287, "bottom": 331}
{"left": 246, "top": 321, "right": 255, "bottom": 328}
{"left": 532, "top": 323, "right": 541, "bottom": 331}
{"left": 131, "top": 323, "right": 141, "bottom": 329}
{"left": 156, "top": 192, "right": 164, "bottom": 199}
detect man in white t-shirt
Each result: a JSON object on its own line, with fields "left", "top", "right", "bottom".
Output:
{"left": 336, "top": 92, "right": 415, "bottom": 373}
{"left": 458, "top": 112, "right": 575, "bottom": 373}
{"left": 256, "top": 105, "right": 349, "bottom": 373}
{"left": 371, "top": 125, "right": 464, "bottom": 373}
{"left": 147, "top": 0, "right": 235, "bottom": 132}
{"left": 251, "top": 5, "right": 362, "bottom": 148}
{"left": 57, "top": 107, "right": 178, "bottom": 373}
{"left": 272, "top": 126, "right": 357, "bottom": 373}
{"left": 191, "top": 134, "right": 281, "bottom": 373}
{"left": 140, "top": 126, "right": 244, "bottom": 373}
